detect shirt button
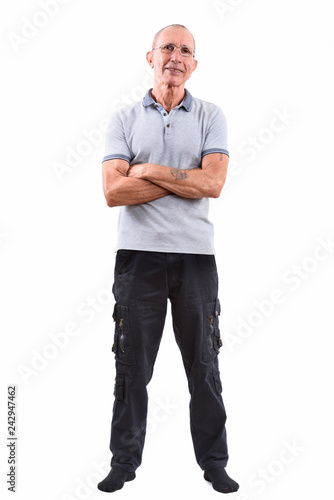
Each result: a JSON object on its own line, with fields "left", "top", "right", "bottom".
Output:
{"left": 166, "top": 124, "right": 170, "bottom": 128}
{"left": 163, "top": 113, "right": 167, "bottom": 116}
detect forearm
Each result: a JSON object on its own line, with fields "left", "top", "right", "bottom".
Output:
{"left": 102, "top": 159, "right": 172, "bottom": 207}
{"left": 105, "top": 176, "right": 171, "bottom": 207}
{"left": 128, "top": 163, "right": 222, "bottom": 199}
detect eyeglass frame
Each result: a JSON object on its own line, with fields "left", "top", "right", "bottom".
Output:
{"left": 152, "top": 43, "right": 195, "bottom": 58}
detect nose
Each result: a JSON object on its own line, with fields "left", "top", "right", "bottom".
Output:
{"left": 170, "top": 48, "right": 182, "bottom": 63}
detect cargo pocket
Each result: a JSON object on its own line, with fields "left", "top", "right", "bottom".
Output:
{"left": 202, "top": 298, "right": 223, "bottom": 362}
{"left": 112, "top": 304, "right": 136, "bottom": 366}
{"left": 114, "top": 376, "right": 124, "bottom": 401}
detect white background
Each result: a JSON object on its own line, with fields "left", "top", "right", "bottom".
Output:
{"left": 1, "top": 0, "right": 333, "bottom": 499}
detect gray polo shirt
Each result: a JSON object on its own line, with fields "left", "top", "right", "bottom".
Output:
{"left": 103, "top": 89, "right": 229, "bottom": 254}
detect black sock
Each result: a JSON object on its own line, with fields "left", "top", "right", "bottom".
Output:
{"left": 97, "top": 466, "right": 136, "bottom": 493}
{"left": 204, "top": 467, "right": 239, "bottom": 493}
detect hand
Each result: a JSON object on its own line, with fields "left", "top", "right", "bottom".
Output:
{"left": 127, "top": 164, "right": 147, "bottom": 179}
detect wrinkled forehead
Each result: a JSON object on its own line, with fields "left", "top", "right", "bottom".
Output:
{"left": 156, "top": 27, "right": 195, "bottom": 49}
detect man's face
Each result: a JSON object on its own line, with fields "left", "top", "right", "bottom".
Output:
{"left": 147, "top": 27, "right": 198, "bottom": 89}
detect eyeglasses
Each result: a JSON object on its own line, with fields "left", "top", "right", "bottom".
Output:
{"left": 152, "top": 43, "right": 195, "bottom": 57}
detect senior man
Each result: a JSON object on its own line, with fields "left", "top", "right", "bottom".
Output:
{"left": 97, "top": 24, "right": 239, "bottom": 494}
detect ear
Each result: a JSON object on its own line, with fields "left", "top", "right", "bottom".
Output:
{"left": 191, "top": 58, "right": 198, "bottom": 73}
{"left": 146, "top": 51, "right": 154, "bottom": 68}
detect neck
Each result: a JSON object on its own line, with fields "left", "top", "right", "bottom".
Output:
{"left": 150, "top": 84, "right": 185, "bottom": 113}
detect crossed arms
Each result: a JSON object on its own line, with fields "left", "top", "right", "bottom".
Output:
{"left": 102, "top": 152, "right": 228, "bottom": 207}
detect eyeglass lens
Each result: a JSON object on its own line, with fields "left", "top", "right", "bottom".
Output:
{"left": 161, "top": 44, "right": 193, "bottom": 56}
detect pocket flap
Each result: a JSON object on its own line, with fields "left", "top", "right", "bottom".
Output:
{"left": 114, "top": 376, "right": 124, "bottom": 401}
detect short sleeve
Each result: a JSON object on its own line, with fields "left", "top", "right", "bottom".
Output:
{"left": 201, "top": 106, "right": 229, "bottom": 158}
{"left": 102, "top": 111, "right": 132, "bottom": 163}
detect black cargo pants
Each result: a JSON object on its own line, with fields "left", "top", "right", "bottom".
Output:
{"left": 109, "top": 250, "right": 228, "bottom": 473}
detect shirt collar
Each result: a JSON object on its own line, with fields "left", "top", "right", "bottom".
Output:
{"left": 142, "top": 88, "right": 193, "bottom": 112}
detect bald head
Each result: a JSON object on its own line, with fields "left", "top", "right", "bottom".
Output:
{"left": 152, "top": 24, "right": 196, "bottom": 55}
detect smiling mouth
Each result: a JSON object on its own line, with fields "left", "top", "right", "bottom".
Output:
{"left": 166, "top": 68, "right": 183, "bottom": 73}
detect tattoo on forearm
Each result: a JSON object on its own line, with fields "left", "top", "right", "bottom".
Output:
{"left": 219, "top": 153, "right": 224, "bottom": 161}
{"left": 170, "top": 168, "right": 188, "bottom": 181}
